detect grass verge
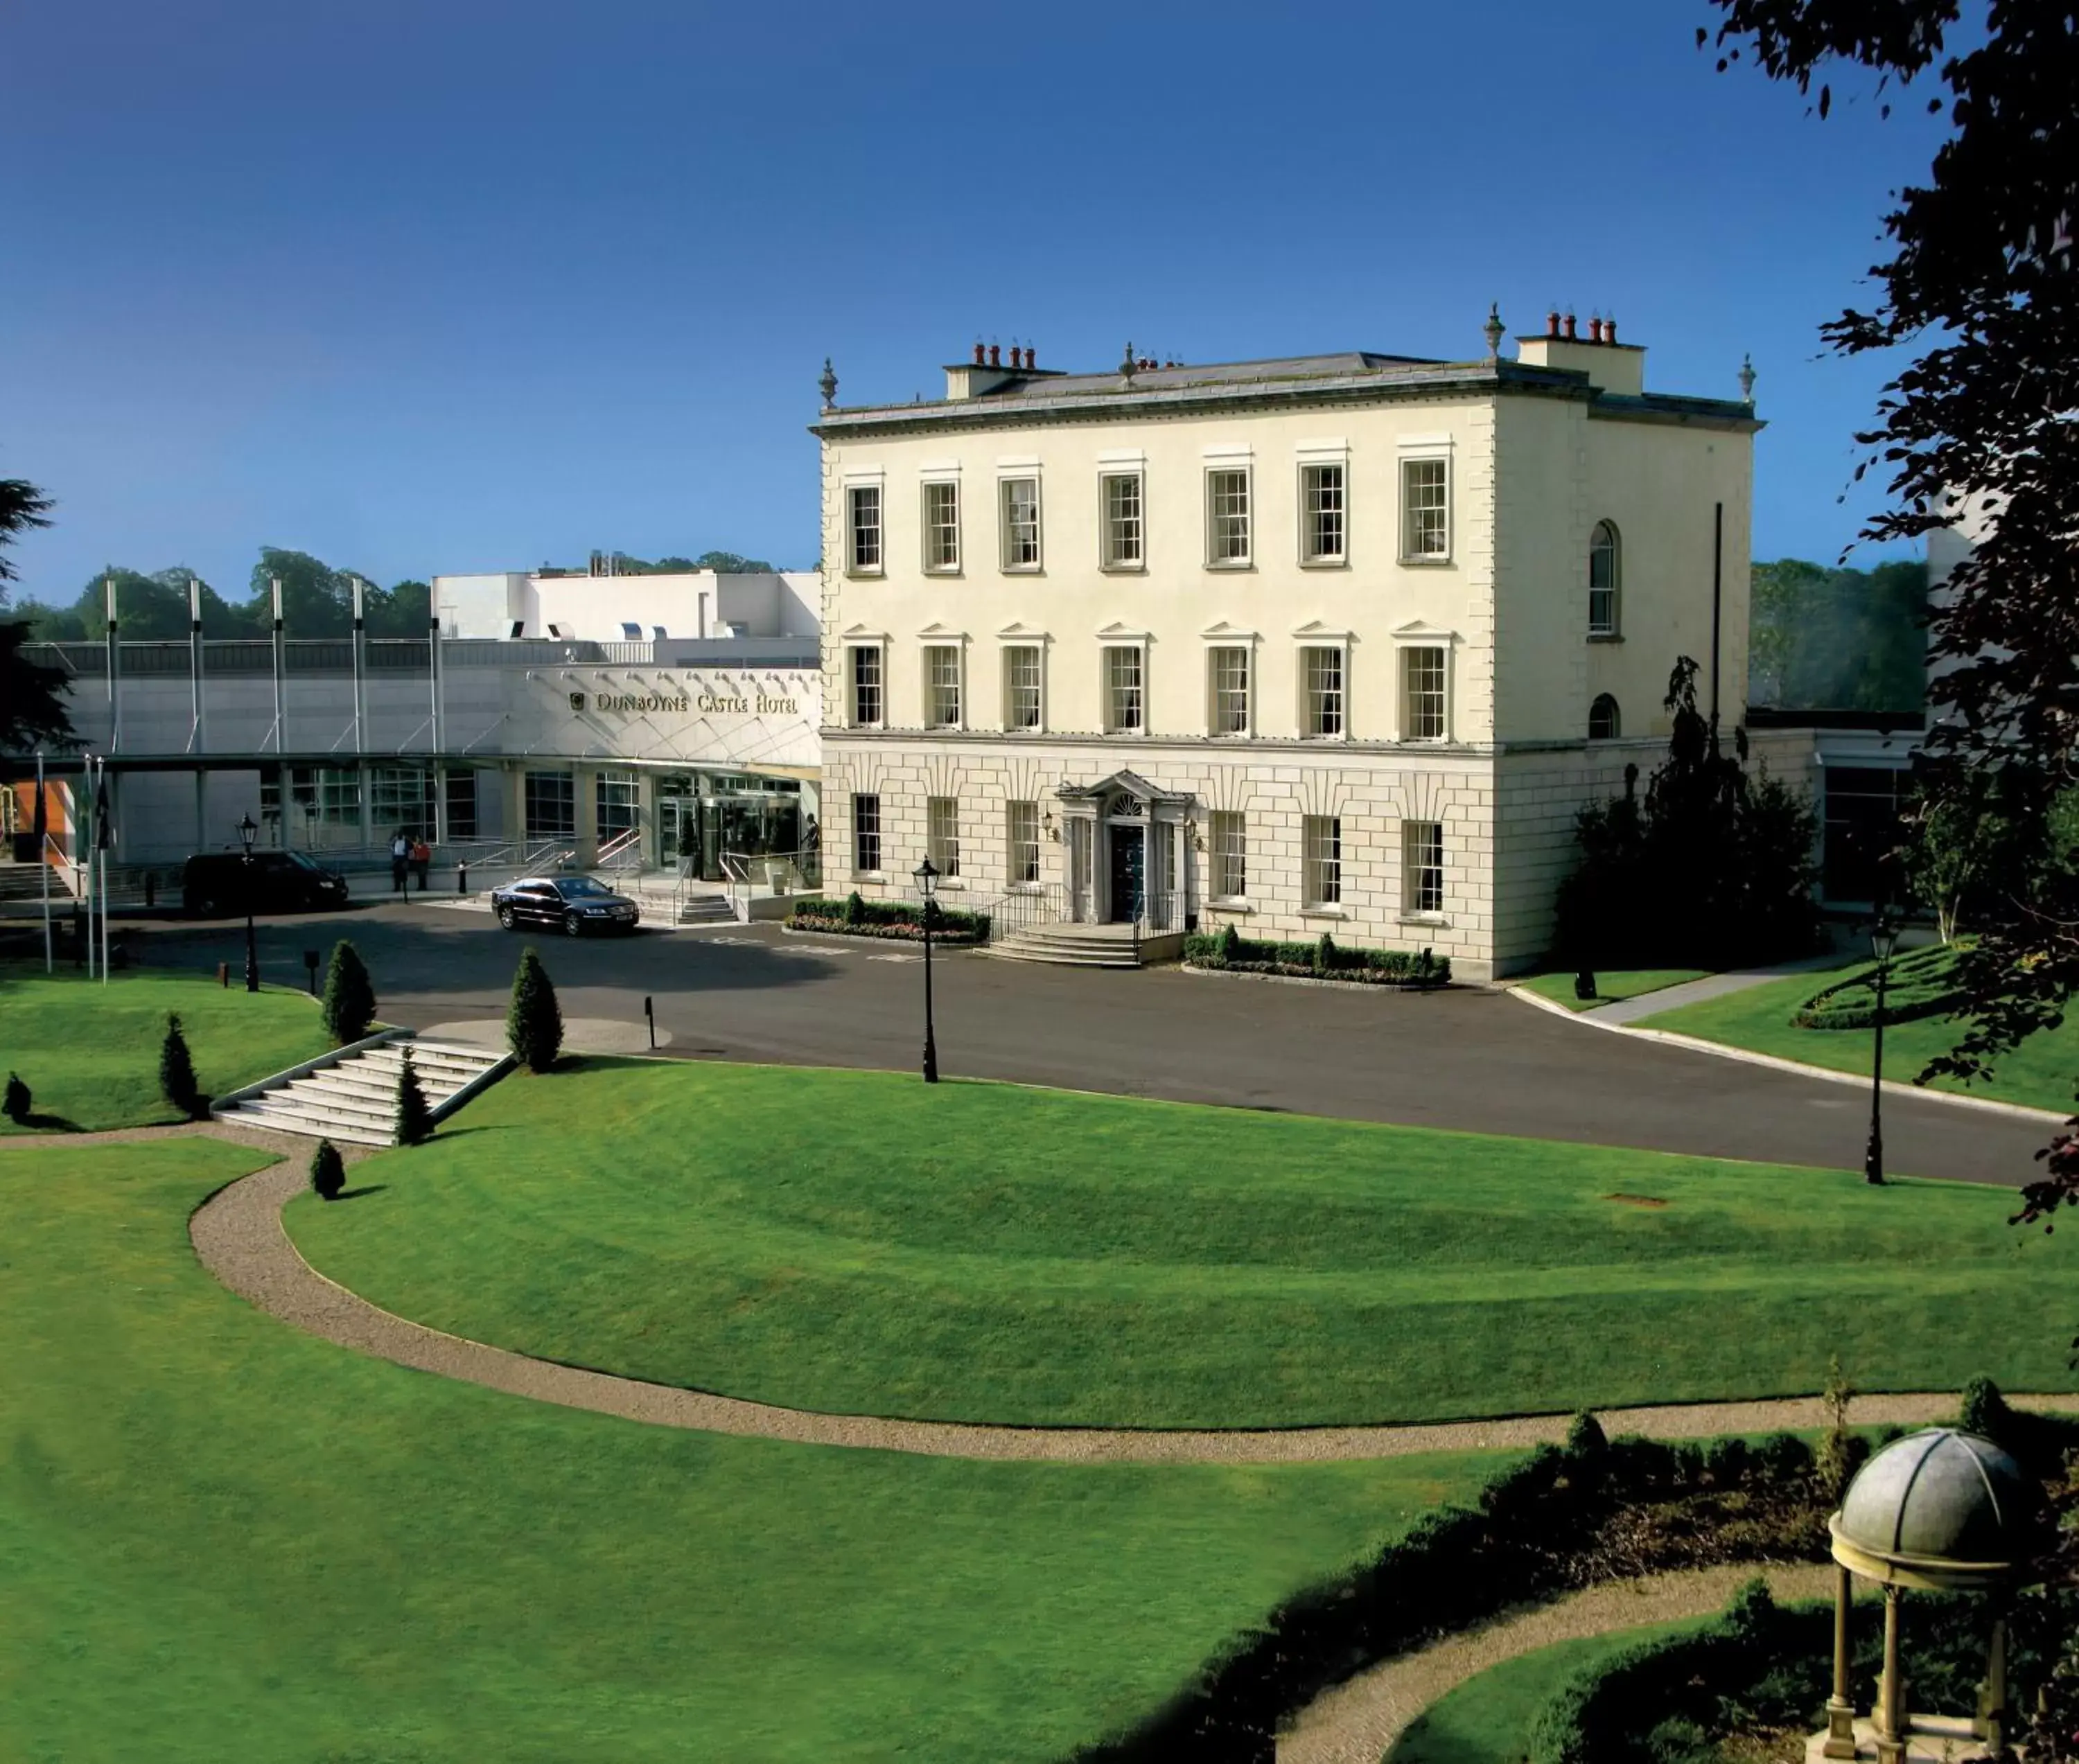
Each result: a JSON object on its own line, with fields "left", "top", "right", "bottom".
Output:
{"left": 288, "top": 1059, "right": 2073, "bottom": 1429}
{"left": 1516, "top": 969, "right": 1712, "bottom": 1012}
{"left": 1385, "top": 1619, "right": 1700, "bottom": 1764}
{"left": 0, "top": 1134, "right": 1498, "bottom": 1763}
{"left": 0, "top": 962, "right": 334, "bottom": 1131}
{"left": 1634, "top": 955, "right": 2078, "bottom": 1115}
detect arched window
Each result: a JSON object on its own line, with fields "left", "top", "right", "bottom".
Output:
{"left": 1588, "top": 522, "right": 1620, "bottom": 636}
{"left": 1589, "top": 694, "right": 1621, "bottom": 740}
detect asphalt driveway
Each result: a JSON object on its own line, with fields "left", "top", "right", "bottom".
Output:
{"left": 87, "top": 899, "right": 2059, "bottom": 1185}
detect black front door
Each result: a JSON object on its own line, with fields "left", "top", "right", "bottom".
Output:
{"left": 1107, "top": 826, "right": 1144, "bottom": 923}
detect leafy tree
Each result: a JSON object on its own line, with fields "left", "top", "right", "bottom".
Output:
{"left": 159, "top": 1014, "right": 202, "bottom": 1119}
{"left": 3, "top": 1071, "right": 30, "bottom": 1124}
{"left": 1704, "top": 2, "right": 2079, "bottom": 1197}
{"left": 0, "top": 479, "right": 72, "bottom": 750}
{"left": 507, "top": 946, "right": 563, "bottom": 1074}
{"left": 310, "top": 1138, "right": 346, "bottom": 1201}
{"left": 320, "top": 941, "right": 377, "bottom": 1046}
{"left": 1556, "top": 658, "right": 1820, "bottom": 969}
{"left": 394, "top": 1049, "right": 434, "bottom": 1146}
{"left": 1748, "top": 557, "right": 1928, "bottom": 710}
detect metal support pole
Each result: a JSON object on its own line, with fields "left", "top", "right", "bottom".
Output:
{"left": 1824, "top": 1562, "right": 1858, "bottom": 1757}
{"left": 1866, "top": 946, "right": 1889, "bottom": 1184}
{"left": 921, "top": 899, "right": 939, "bottom": 1084}
{"left": 105, "top": 574, "right": 121, "bottom": 752}
{"left": 37, "top": 752, "right": 52, "bottom": 974}
{"left": 97, "top": 758, "right": 110, "bottom": 984}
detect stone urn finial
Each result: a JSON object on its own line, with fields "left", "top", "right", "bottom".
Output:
{"left": 818, "top": 357, "right": 839, "bottom": 409}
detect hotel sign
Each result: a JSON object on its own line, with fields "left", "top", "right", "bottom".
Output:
{"left": 565, "top": 689, "right": 800, "bottom": 716}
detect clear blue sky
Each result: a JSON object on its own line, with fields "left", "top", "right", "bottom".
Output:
{"left": 1, "top": 0, "right": 1949, "bottom": 604}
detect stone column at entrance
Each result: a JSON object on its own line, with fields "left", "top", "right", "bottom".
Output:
{"left": 573, "top": 765, "right": 598, "bottom": 867}
{"left": 1876, "top": 1585, "right": 1904, "bottom": 1764}
{"left": 500, "top": 765, "right": 525, "bottom": 849}
{"left": 1823, "top": 1563, "right": 1857, "bottom": 1757}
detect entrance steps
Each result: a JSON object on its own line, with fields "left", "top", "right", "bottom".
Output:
{"left": 984, "top": 923, "right": 1186, "bottom": 969}
{"left": 676, "top": 893, "right": 737, "bottom": 925}
{"left": 0, "top": 862, "right": 51, "bottom": 903}
{"left": 213, "top": 1034, "right": 511, "bottom": 1146}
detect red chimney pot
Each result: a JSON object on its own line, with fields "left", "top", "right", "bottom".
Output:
{"left": 1605, "top": 317, "right": 1617, "bottom": 344}
{"left": 1563, "top": 312, "right": 1577, "bottom": 341}
{"left": 1546, "top": 310, "right": 1561, "bottom": 338}
{"left": 1027, "top": 344, "right": 1037, "bottom": 369}
{"left": 973, "top": 342, "right": 985, "bottom": 365}
{"left": 1588, "top": 317, "right": 1604, "bottom": 344}
{"left": 988, "top": 344, "right": 1001, "bottom": 367}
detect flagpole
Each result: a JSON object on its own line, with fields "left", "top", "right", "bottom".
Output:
{"left": 37, "top": 752, "right": 51, "bottom": 974}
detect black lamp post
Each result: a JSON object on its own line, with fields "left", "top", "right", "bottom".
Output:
{"left": 914, "top": 855, "right": 940, "bottom": 1084}
{"left": 1863, "top": 915, "right": 1900, "bottom": 1185}
{"left": 238, "top": 811, "right": 261, "bottom": 994}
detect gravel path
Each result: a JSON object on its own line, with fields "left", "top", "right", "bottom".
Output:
{"left": 182, "top": 1152, "right": 2079, "bottom": 1464}
{"left": 1276, "top": 1560, "right": 1838, "bottom": 1764}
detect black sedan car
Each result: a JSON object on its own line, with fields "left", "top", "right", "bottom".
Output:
{"left": 491, "top": 874, "right": 642, "bottom": 936}
{"left": 182, "top": 849, "right": 351, "bottom": 917}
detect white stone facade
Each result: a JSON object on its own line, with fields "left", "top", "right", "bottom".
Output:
{"left": 814, "top": 326, "right": 1791, "bottom": 981}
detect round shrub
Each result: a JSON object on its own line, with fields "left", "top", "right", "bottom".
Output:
{"left": 310, "top": 1138, "right": 346, "bottom": 1201}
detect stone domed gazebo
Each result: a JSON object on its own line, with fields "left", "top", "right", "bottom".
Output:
{"left": 1815, "top": 1428, "right": 2037, "bottom": 1764}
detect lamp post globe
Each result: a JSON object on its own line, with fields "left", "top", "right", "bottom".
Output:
{"left": 238, "top": 812, "right": 261, "bottom": 994}
{"left": 913, "top": 856, "right": 940, "bottom": 1084}
{"left": 1863, "top": 915, "right": 1900, "bottom": 1185}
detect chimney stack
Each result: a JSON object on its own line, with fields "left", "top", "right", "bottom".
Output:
{"left": 1546, "top": 310, "right": 1561, "bottom": 338}
{"left": 972, "top": 342, "right": 985, "bottom": 365}
{"left": 1604, "top": 315, "right": 1617, "bottom": 344}
{"left": 988, "top": 343, "right": 1001, "bottom": 367}
{"left": 1563, "top": 311, "right": 1578, "bottom": 341}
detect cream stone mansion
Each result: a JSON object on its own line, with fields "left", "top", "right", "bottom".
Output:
{"left": 813, "top": 316, "right": 1796, "bottom": 980}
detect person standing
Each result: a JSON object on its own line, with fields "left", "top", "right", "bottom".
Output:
{"left": 389, "top": 829, "right": 410, "bottom": 893}
{"left": 410, "top": 834, "right": 432, "bottom": 892}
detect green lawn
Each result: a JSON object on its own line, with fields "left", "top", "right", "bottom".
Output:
{"left": 288, "top": 1059, "right": 2075, "bottom": 1430}
{"left": 1387, "top": 1619, "right": 1699, "bottom": 1764}
{"left": 0, "top": 962, "right": 334, "bottom": 1131}
{"left": 1635, "top": 955, "right": 2079, "bottom": 1115}
{"left": 0, "top": 1135, "right": 1502, "bottom": 1763}
{"left": 1517, "top": 969, "right": 1712, "bottom": 1012}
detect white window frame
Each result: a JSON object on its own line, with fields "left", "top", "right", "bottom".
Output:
{"left": 922, "top": 479, "right": 962, "bottom": 574}
{"left": 845, "top": 640, "right": 886, "bottom": 730}
{"left": 1204, "top": 464, "right": 1252, "bottom": 568}
{"left": 922, "top": 642, "right": 963, "bottom": 730}
{"left": 1389, "top": 635, "right": 1455, "bottom": 743}
{"left": 1001, "top": 642, "right": 1045, "bottom": 732}
{"left": 999, "top": 473, "right": 1042, "bottom": 572}
{"left": 1099, "top": 468, "right": 1146, "bottom": 571}
{"left": 1006, "top": 799, "right": 1042, "bottom": 887}
{"left": 927, "top": 795, "right": 961, "bottom": 879}
{"left": 1208, "top": 809, "right": 1247, "bottom": 903}
{"left": 1206, "top": 644, "right": 1252, "bottom": 737}
{"left": 1298, "top": 643, "right": 1349, "bottom": 740}
{"left": 851, "top": 792, "right": 882, "bottom": 876}
{"left": 1398, "top": 449, "right": 1453, "bottom": 563}
{"left": 1588, "top": 520, "right": 1620, "bottom": 637}
{"left": 1299, "top": 457, "right": 1348, "bottom": 566}
{"left": 1302, "top": 814, "right": 1342, "bottom": 910}
{"left": 1401, "top": 819, "right": 1445, "bottom": 918}
{"left": 1101, "top": 641, "right": 1147, "bottom": 735}
{"left": 845, "top": 482, "right": 884, "bottom": 576}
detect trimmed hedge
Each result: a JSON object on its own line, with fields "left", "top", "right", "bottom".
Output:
{"left": 1184, "top": 926, "right": 1450, "bottom": 987}
{"left": 1073, "top": 1427, "right": 1838, "bottom": 1761}
{"left": 1791, "top": 943, "right": 1963, "bottom": 1030}
{"left": 1532, "top": 1575, "right": 2033, "bottom": 1764}
{"left": 785, "top": 894, "right": 991, "bottom": 944}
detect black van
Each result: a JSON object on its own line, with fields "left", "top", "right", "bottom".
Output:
{"left": 182, "top": 850, "right": 351, "bottom": 917}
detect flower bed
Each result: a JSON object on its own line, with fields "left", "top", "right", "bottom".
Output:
{"left": 1791, "top": 943, "right": 1963, "bottom": 1030}
{"left": 1184, "top": 926, "right": 1450, "bottom": 987}
{"left": 784, "top": 894, "right": 991, "bottom": 945}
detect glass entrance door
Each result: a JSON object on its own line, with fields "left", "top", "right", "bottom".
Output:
{"left": 1107, "top": 825, "right": 1145, "bottom": 923}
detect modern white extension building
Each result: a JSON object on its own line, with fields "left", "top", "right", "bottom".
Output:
{"left": 813, "top": 317, "right": 1808, "bottom": 978}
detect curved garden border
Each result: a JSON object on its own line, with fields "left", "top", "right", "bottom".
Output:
{"left": 190, "top": 1152, "right": 2079, "bottom": 1464}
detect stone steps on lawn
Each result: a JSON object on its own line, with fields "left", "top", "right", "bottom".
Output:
{"left": 213, "top": 1034, "right": 511, "bottom": 1145}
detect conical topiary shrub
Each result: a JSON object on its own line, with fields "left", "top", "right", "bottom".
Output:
{"left": 310, "top": 1138, "right": 346, "bottom": 1201}
{"left": 321, "top": 940, "right": 377, "bottom": 1046}
{"left": 394, "top": 1048, "right": 434, "bottom": 1146}
{"left": 159, "top": 1013, "right": 202, "bottom": 1119}
{"left": 507, "top": 946, "right": 563, "bottom": 1074}
{"left": 3, "top": 1071, "right": 30, "bottom": 1124}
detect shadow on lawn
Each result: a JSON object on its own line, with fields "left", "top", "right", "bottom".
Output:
{"left": 331, "top": 1183, "right": 389, "bottom": 1202}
